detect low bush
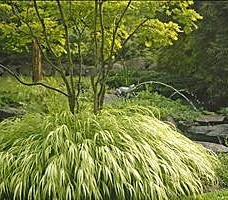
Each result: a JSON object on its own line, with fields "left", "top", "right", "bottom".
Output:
{"left": 217, "top": 153, "right": 228, "bottom": 188}
{"left": 0, "top": 106, "right": 219, "bottom": 200}
{"left": 0, "top": 77, "right": 91, "bottom": 114}
{"left": 108, "top": 91, "right": 201, "bottom": 121}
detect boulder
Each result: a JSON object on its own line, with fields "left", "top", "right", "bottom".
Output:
{"left": 104, "top": 93, "right": 120, "bottom": 104}
{"left": 194, "top": 141, "right": 228, "bottom": 153}
{"left": 195, "top": 114, "right": 226, "bottom": 125}
{"left": 188, "top": 124, "right": 228, "bottom": 145}
{"left": 164, "top": 116, "right": 176, "bottom": 128}
{"left": 125, "top": 57, "right": 149, "bottom": 70}
{"left": 74, "top": 65, "right": 95, "bottom": 76}
{"left": 189, "top": 124, "right": 228, "bottom": 137}
{"left": 0, "top": 107, "right": 21, "bottom": 122}
{"left": 112, "top": 62, "right": 124, "bottom": 72}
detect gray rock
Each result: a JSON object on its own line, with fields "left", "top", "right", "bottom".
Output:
{"left": 186, "top": 124, "right": 228, "bottom": 145}
{"left": 104, "top": 94, "right": 120, "bottom": 104}
{"left": 0, "top": 107, "right": 21, "bottom": 121}
{"left": 112, "top": 63, "right": 124, "bottom": 71}
{"left": 189, "top": 124, "right": 228, "bottom": 137}
{"left": 164, "top": 116, "right": 176, "bottom": 128}
{"left": 194, "top": 141, "right": 228, "bottom": 153}
{"left": 125, "top": 57, "right": 149, "bottom": 70}
{"left": 195, "top": 115, "right": 226, "bottom": 124}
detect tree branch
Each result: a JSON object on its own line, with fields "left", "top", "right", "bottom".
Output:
{"left": 10, "top": 2, "right": 62, "bottom": 75}
{"left": 33, "top": 0, "right": 58, "bottom": 59}
{"left": 112, "top": 18, "right": 149, "bottom": 63}
{"left": 0, "top": 64, "right": 69, "bottom": 97}
{"left": 10, "top": 1, "right": 72, "bottom": 97}
{"left": 109, "top": 0, "right": 131, "bottom": 62}
{"left": 122, "top": 18, "right": 148, "bottom": 49}
{"left": 91, "top": 0, "right": 99, "bottom": 113}
{"left": 56, "top": 0, "right": 75, "bottom": 96}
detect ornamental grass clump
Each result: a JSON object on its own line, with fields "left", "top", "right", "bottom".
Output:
{"left": 0, "top": 106, "right": 219, "bottom": 200}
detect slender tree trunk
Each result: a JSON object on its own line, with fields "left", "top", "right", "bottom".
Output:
{"left": 97, "top": 1, "right": 105, "bottom": 112}
{"left": 32, "top": 39, "right": 42, "bottom": 83}
{"left": 92, "top": 0, "right": 99, "bottom": 114}
{"left": 68, "top": 95, "right": 75, "bottom": 114}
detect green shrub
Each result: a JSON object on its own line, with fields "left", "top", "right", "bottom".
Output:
{"left": 107, "top": 91, "right": 201, "bottom": 121}
{"left": 0, "top": 77, "right": 53, "bottom": 112}
{"left": 0, "top": 77, "right": 92, "bottom": 114}
{"left": 217, "top": 153, "right": 228, "bottom": 188}
{"left": 0, "top": 106, "right": 219, "bottom": 200}
{"left": 218, "top": 107, "right": 228, "bottom": 117}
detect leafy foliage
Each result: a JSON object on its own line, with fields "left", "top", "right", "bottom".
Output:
{"left": 158, "top": 1, "right": 228, "bottom": 111}
{"left": 0, "top": 77, "right": 93, "bottom": 114}
{"left": 0, "top": 1, "right": 202, "bottom": 59}
{"left": 0, "top": 0, "right": 203, "bottom": 113}
{"left": 183, "top": 189, "right": 228, "bottom": 200}
{"left": 0, "top": 106, "right": 218, "bottom": 200}
{"left": 107, "top": 91, "right": 200, "bottom": 122}
{"left": 217, "top": 153, "right": 228, "bottom": 188}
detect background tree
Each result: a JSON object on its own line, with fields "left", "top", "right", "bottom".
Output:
{"left": 0, "top": 0, "right": 202, "bottom": 114}
{"left": 158, "top": 1, "right": 228, "bottom": 111}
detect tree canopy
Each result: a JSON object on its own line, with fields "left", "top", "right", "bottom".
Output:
{"left": 0, "top": 0, "right": 202, "bottom": 113}
{"left": 158, "top": 1, "right": 228, "bottom": 110}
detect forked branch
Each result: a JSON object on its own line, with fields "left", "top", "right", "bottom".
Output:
{"left": 0, "top": 64, "right": 69, "bottom": 97}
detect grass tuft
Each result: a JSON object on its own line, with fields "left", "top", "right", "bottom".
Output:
{"left": 0, "top": 106, "right": 219, "bottom": 200}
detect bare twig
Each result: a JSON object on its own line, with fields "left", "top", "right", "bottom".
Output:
{"left": 111, "top": 18, "right": 149, "bottom": 64}
{"left": 109, "top": 0, "right": 131, "bottom": 67}
{"left": 56, "top": 0, "right": 75, "bottom": 97}
{"left": 10, "top": 2, "right": 72, "bottom": 96}
{"left": 91, "top": 0, "right": 99, "bottom": 113}
{"left": 33, "top": 0, "right": 58, "bottom": 59}
{"left": 0, "top": 64, "right": 69, "bottom": 97}
{"left": 97, "top": 1, "right": 106, "bottom": 110}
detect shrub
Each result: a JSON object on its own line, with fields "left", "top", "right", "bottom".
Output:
{"left": 0, "top": 77, "right": 91, "bottom": 114}
{"left": 0, "top": 106, "right": 219, "bottom": 200}
{"left": 217, "top": 153, "right": 228, "bottom": 188}
{"left": 107, "top": 91, "right": 201, "bottom": 121}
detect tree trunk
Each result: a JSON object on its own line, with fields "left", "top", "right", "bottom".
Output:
{"left": 68, "top": 95, "right": 75, "bottom": 114}
{"left": 32, "top": 40, "right": 42, "bottom": 83}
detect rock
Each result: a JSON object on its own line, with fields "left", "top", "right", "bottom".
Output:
{"left": 188, "top": 124, "right": 228, "bottom": 145}
{"left": 195, "top": 115, "right": 226, "bottom": 125}
{"left": 164, "top": 116, "right": 176, "bottom": 128}
{"left": 104, "top": 94, "right": 120, "bottom": 104}
{"left": 125, "top": 57, "right": 149, "bottom": 70}
{"left": 178, "top": 120, "right": 198, "bottom": 128}
{"left": 112, "top": 62, "right": 124, "bottom": 72}
{"left": 189, "top": 124, "right": 228, "bottom": 137}
{"left": 194, "top": 141, "right": 228, "bottom": 153}
{"left": 0, "top": 68, "right": 4, "bottom": 76}
{"left": 0, "top": 107, "right": 21, "bottom": 122}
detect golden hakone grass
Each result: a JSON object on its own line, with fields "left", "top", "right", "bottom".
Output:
{"left": 0, "top": 106, "right": 219, "bottom": 200}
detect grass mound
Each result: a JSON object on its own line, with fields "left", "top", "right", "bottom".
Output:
{"left": 0, "top": 106, "right": 219, "bottom": 200}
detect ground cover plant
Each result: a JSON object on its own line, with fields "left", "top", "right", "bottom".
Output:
{"left": 217, "top": 153, "right": 228, "bottom": 188}
{"left": 0, "top": 105, "right": 219, "bottom": 200}
{"left": 108, "top": 91, "right": 201, "bottom": 122}
{"left": 184, "top": 154, "right": 228, "bottom": 199}
{"left": 0, "top": 77, "right": 225, "bottom": 199}
{"left": 0, "top": 77, "right": 91, "bottom": 113}
{"left": 0, "top": 1, "right": 226, "bottom": 199}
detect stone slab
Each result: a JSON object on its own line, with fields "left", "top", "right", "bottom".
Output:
{"left": 195, "top": 141, "right": 228, "bottom": 153}
{"left": 195, "top": 115, "right": 225, "bottom": 123}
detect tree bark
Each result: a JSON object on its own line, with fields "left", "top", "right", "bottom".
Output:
{"left": 32, "top": 39, "right": 42, "bottom": 83}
